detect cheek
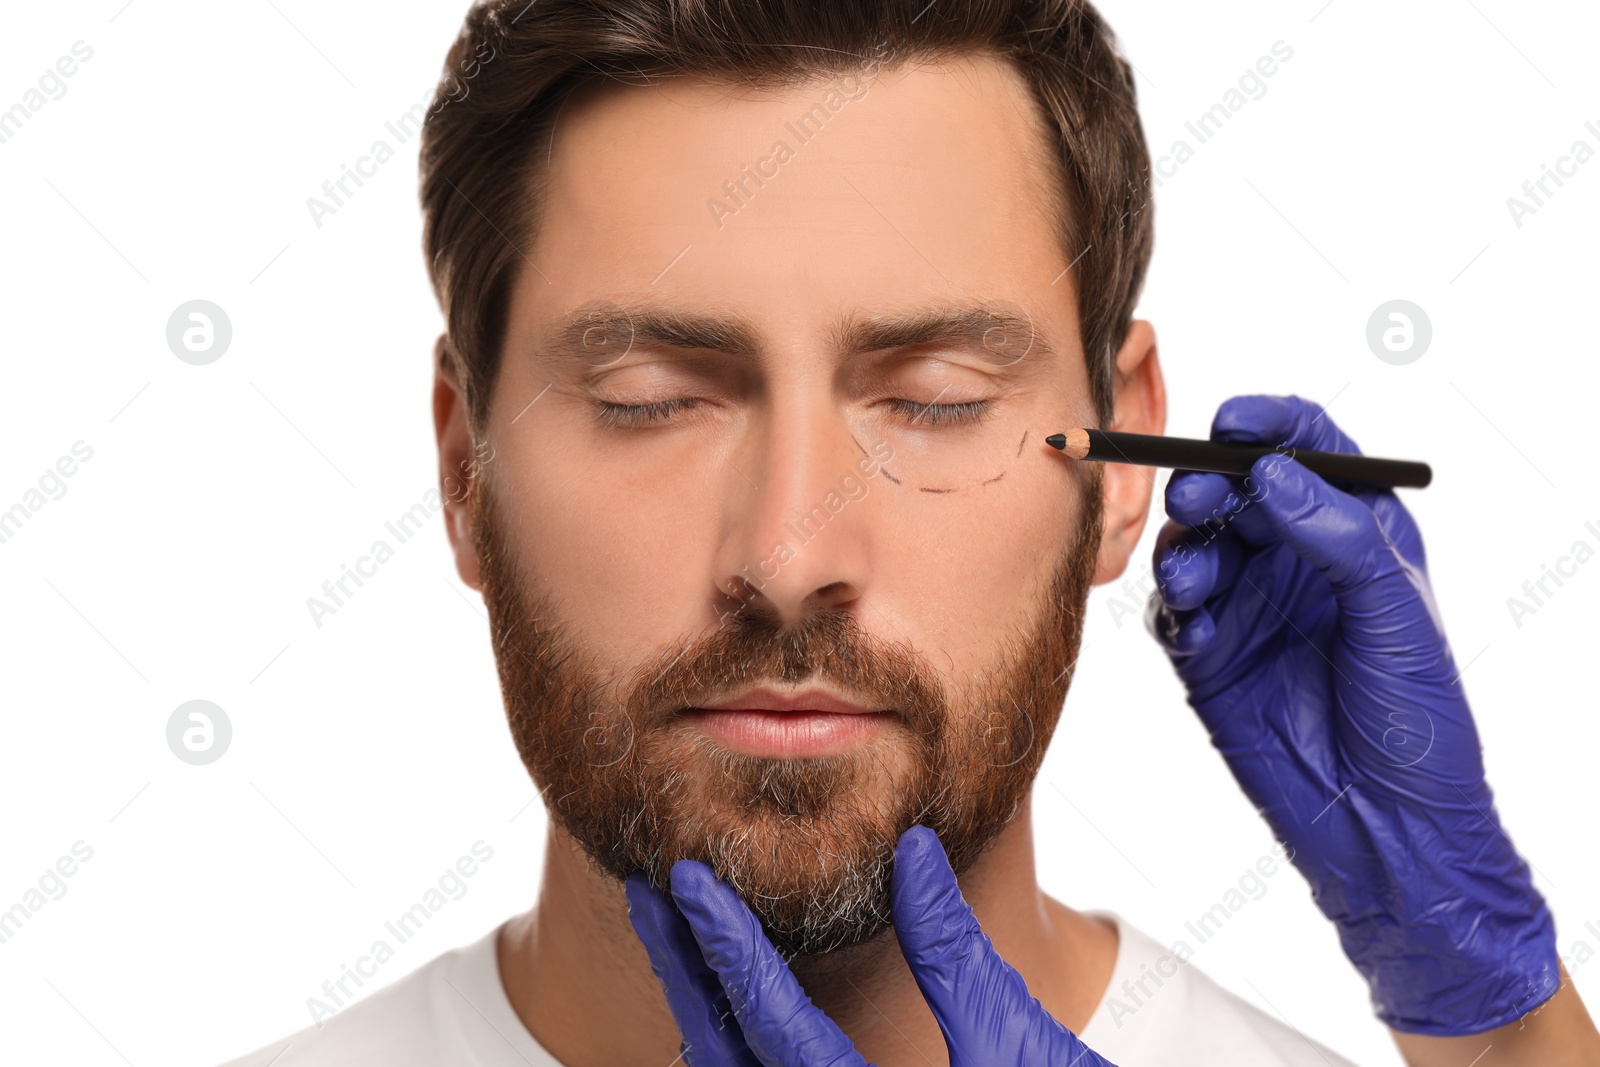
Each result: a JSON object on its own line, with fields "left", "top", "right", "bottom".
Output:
{"left": 875, "top": 470, "right": 1074, "bottom": 672}
{"left": 494, "top": 432, "right": 720, "bottom": 662}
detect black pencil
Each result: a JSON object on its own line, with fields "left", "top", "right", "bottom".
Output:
{"left": 1044, "top": 428, "right": 1432, "bottom": 489}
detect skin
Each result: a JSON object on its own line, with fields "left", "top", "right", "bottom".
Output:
{"left": 431, "top": 52, "right": 1600, "bottom": 1067}
{"left": 1391, "top": 973, "right": 1600, "bottom": 1067}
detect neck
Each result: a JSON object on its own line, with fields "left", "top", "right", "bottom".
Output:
{"left": 497, "top": 798, "right": 1119, "bottom": 1066}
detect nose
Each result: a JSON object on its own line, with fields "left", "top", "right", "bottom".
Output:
{"left": 713, "top": 392, "right": 873, "bottom": 630}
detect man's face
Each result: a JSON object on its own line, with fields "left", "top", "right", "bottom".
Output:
{"left": 456, "top": 53, "right": 1120, "bottom": 955}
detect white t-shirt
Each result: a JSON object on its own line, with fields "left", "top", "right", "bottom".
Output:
{"left": 217, "top": 911, "right": 1359, "bottom": 1066}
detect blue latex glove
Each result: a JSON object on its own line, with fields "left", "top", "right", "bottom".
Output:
{"left": 1147, "top": 394, "right": 1560, "bottom": 1035}
{"left": 625, "top": 825, "right": 1119, "bottom": 1066}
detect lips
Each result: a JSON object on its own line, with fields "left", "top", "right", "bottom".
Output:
{"left": 682, "top": 687, "right": 891, "bottom": 757}
{"left": 694, "top": 687, "right": 881, "bottom": 715}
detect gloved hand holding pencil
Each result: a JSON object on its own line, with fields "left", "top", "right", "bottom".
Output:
{"left": 1146, "top": 394, "right": 1560, "bottom": 1035}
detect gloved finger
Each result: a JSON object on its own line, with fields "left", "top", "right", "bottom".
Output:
{"left": 626, "top": 872, "right": 762, "bottom": 1067}
{"left": 1145, "top": 599, "right": 1216, "bottom": 658}
{"left": 1211, "top": 393, "right": 1363, "bottom": 456}
{"left": 891, "top": 826, "right": 1117, "bottom": 1066}
{"left": 1153, "top": 520, "right": 1243, "bottom": 611}
{"left": 1164, "top": 469, "right": 1277, "bottom": 547}
{"left": 669, "top": 860, "right": 868, "bottom": 1067}
{"left": 1246, "top": 455, "right": 1445, "bottom": 659}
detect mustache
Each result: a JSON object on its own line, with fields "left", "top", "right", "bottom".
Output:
{"left": 620, "top": 602, "right": 950, "bottom": 737}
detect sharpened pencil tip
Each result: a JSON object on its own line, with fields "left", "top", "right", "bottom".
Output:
{"left": 1045, "top": 433, "right": 1066, "bottom": 450}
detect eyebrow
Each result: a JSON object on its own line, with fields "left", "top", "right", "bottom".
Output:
{"left": 830, "top": 303, "right": 1050, "bottom": 368}
{"left": 543, "top": 300, "right": 1056, "bottom": 369}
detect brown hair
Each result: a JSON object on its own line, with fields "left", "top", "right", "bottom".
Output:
{"left": 420, "top": 0, "right": 1153, "bottom": 432}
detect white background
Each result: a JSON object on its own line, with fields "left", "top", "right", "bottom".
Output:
{"left": 1, "top": 2, "right": 1596, "bottom": 1064}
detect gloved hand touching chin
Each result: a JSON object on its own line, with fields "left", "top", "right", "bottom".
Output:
{"left": 625, "top": 824, "right": 1120, "bottom": 1067}
{"left": 1147, "top": 393, "right": 1559, "bottom": 1036}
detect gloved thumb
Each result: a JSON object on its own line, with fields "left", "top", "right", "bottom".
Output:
{"left": 625, "top": 872, "right": 762, "bottom": 1066}
{"left": 669, "top": 860, "right": 868, "bottom": 1067}
{"left": 891, "top": 826, "right": 1116, "bottom": 1066}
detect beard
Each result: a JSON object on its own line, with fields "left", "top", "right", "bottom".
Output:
{"left": 470, "top": 469, "right": 1102, "bottom": 958}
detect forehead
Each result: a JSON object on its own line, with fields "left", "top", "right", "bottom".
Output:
{"left": 523, "top": 52, "right": 1075, "bottom": 343}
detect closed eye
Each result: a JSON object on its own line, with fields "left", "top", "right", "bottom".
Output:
{"left": 594, "top": 396, "right": 993, "bottom": 429}
{"left": 882, "top": 398, "right": 992, "bottom": 427}
{"left": 594, "top": 398, "right": 700, "bottom": 428}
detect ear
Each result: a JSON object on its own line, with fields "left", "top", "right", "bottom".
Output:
{"left": 1092, "top": 320, "right": 1166, "bottom": 585}
{"left": 433, "top": 335, "right": 483, "bottom": 591}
